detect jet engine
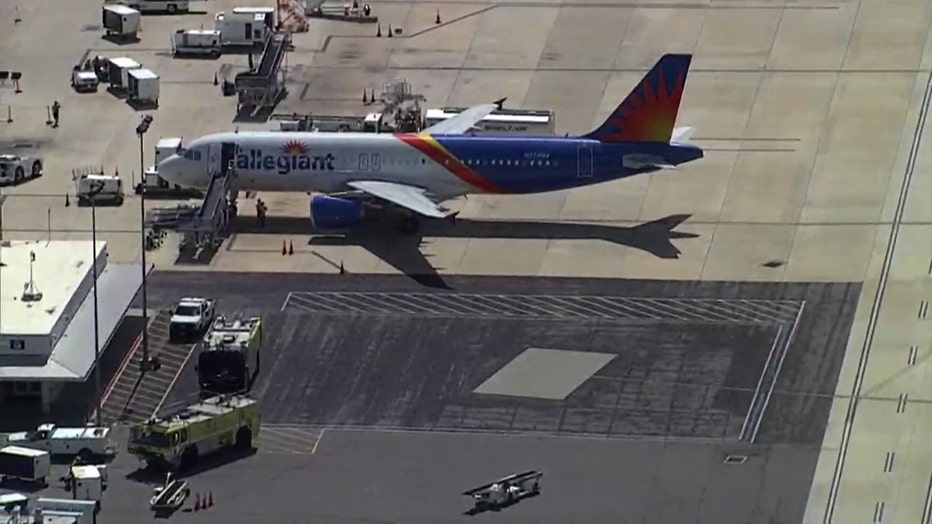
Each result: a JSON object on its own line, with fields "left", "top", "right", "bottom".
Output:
{"left": 310, "top": 195, "right": 365, "bottom": 230}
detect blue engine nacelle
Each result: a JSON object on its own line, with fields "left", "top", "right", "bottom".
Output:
{"left": 310, "top": 195, "right": 365, "bottom": 229}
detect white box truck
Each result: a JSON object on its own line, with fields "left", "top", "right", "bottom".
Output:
{"left": 6, "top": 424, "right": 118, "bottom": 460}
{"left": 172, "top": 29, "right": 221, "bottom": 58}
{"left": 109, "top": 0, "right": 190, "bottom": 14}
{"left": 102, "top": 5, "right": 141, "bottom": 39}
{"left": 127, "top": 68, "right": 159, "bottom": 107}
{"left": 0, "top": 446, "right": 51, "bottom": 485}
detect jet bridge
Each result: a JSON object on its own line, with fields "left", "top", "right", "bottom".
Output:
{"left": 234, "top": 32, "right": 288, "bottom": 111}
{"left": 176, "top": 142, "right": 238, "bottom": 259}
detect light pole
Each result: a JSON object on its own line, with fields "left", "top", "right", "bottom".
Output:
{"left": 136, "top": 115, "right": 152, "bottom": 371}
{"left": 88, "top": 181, "right": 104, "bottom": 426}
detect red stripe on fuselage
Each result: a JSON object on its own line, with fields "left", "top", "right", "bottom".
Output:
{"left": 394, "top": 133, "right": 505, "bottom": 193}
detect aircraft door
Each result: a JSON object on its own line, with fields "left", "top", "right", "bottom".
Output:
{"left": 577, "top": 144, "right": 593, "bottom": 178}
{"left": 207, "top": 142, "right": 222, "bottom": 175}
{"left": 220, "top": 142, "right": 237, "bottom": 176}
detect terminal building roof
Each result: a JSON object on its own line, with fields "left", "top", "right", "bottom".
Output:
{"left": 0, "top": 240, "right": 147, "bottom": 381}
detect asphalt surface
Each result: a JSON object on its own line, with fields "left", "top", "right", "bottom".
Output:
{"left": 118, "top": 272, "right": 861, "bottom": 522}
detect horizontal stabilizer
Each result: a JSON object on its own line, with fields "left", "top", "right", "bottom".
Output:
{"left": 622, "top": 154, "right": 676, "bottom": 170}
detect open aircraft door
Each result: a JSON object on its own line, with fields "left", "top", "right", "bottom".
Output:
{"left": 577, "top": 144, "right": 593, "bottom": 178}
{"left": 208, "top": 142, "right": 238, "bottom": 177}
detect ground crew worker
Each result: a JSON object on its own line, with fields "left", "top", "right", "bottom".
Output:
{"left": 256, "top": 199, "right": 267, "bottom": 228}
{"left": 51, "top": 101, "right": 61, "bottom": 127}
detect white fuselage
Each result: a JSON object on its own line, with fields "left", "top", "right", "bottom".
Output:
{"left": 156, "top": 131, "right": 473, "bottom": 200}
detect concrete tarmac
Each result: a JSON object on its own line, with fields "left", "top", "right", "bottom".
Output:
{"left": 1, "top": 0, "right": 930, "bottom": 522}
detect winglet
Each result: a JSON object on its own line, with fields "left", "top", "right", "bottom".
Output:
{"left": 494, "top": 97, "right": 507, "bottom": 110}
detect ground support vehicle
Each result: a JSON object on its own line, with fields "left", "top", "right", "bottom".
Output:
{"left": 127, "top": 395, "right": 260, "bottom": 471}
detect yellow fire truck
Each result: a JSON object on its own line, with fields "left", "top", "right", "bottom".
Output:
{"left": 127, "top": 395, "right": 260, "bottom": 471}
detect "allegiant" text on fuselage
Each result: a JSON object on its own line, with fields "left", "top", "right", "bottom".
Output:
{"left": 236, "top": 149, "right": 336, "bottom": 175}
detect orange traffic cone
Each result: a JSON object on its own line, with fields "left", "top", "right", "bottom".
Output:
{"left": 376, "top": 24, "right": 381, "bottom": 37}
{"left": 435, "top": 9, "right": 441, "bottom": 24}
{"left": 114, "top": 165, "right": 119, "bottom": 177}
{"left": 208, "top": 491, "right": 214, "bottom": 507}
{"left": 194, "top": 492, "right": 201, "bottom": 511}
{"left": 65, "top": 193, "right": 70, "bottom": 207}
{"left": 387, "top": 24, "right": 393, "bottom": 38}
{"left": 363, "top": 90, "right": 368, "bottom": 104}
{"left": 281, "top": 241, "right": 287, "bottom": 256}
{"left": 288, "top": 240, "right": 294, "bottom": 255}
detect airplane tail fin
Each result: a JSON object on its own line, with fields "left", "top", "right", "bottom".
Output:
{"left": 584, "top": 54, "right": 693, "bottom": 144}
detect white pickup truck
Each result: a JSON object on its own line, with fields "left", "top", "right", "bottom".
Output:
{"left": 169, "top": 297, "right": 216, "bottom": 343}
{"left": 5, "top": 424, "right": 118, "bottom": 461}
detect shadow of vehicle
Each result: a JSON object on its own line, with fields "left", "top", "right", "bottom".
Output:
{"left": 124, "top": 447, "right": 258, "bottom": 485}
{"left": 464, "top": 491, "right": 540, "bottom": 516}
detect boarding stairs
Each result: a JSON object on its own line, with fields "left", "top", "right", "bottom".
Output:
{"left": 234, "top": 32, "right": 289, "bottom": 109}
{"left": 98, "top": 311, "right": 196, "bottom": 424}
{"left": 176, "top": 150, "right": 237, "bottom": 257}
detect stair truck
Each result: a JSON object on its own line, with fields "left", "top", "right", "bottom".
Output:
{"left": 127, "top": 395, "right": 260, "bottom": 471}
{"left": 197, "top": 315, "right": 262, "bottom": 396}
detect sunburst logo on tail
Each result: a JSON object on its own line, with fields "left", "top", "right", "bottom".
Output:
{"left": 606, "top": 69, "right": 685, "bottom": 142}
{"left": 282, "top": 141, "right": 309, "bottom": 155}
{"left": 585, "top": 54, "right": 692, "bottom": 143}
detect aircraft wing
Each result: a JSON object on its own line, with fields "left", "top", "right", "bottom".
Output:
{"left": 422, "top": 98, "right": 507, "bottom": 135}
{"left": 347, "top": 180, "right": 451, "bottom": 219}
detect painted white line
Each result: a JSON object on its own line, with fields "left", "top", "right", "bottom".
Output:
{"left": 280, "top": 291, "right": 292, "bottom": 312}
{"left": 311, "top": 428, "right": 326, "bottom": 455}
{"left": 151, "top": 343, "right": 198, "bottom": 417}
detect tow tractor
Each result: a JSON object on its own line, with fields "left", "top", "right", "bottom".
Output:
{"left": 5, "top": 424, "right": 118, "bottom": 461}
{"left": 0, "top": 152, "right": 43, "bottom": 186}
{"left": 197, "top": 315, "right": 263, "bottom": 396}
{"left": 169, "top": 297, "right": 216, "bottom": 342}
{"left": 127, "top": 394, "right": 260, "bottom": 471}
{"left": 463, "top": 470, "right": 543, "bottom": 512}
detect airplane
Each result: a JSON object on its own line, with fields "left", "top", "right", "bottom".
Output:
{"left": 156, "top": 53, "right": 704, "bottom": 233}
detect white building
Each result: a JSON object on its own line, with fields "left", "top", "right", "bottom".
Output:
{"left": 0, "top": 240, "right": 145, "bottom": 412}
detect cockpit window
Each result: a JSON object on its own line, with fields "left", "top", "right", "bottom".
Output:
{"left": 182, "top": 149, "right": 202, "bottom": 161}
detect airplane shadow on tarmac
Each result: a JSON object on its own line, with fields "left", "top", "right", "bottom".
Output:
{"left": 232, "top": 214, "right": 698, "bottom": 289}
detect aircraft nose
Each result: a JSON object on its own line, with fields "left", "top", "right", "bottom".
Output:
{"left": 157, "top": 154, "right": 184, "bottom": 186}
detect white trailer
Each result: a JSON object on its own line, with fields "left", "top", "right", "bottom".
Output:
{"left": 172, "top": 29, "right": 222, "bottom": 58}
{"left": 0, "top": 446, "right": 51, "bottom": 485}
{"left": 6, "top": 424, "right": 118, "bottom": 460}
{"left": 69, "top": 465, "right": 107, "bottom": 503}
{"left": 127, "top": 68, "right": 160, "bottom": 107}
{"left": 108, "top": 0, "right": 190, "bottom": 14}
{"left": 107, "top": 57, "right": 141, "bottom": 91}
{"left": 75, "top": 174, "right": 125, "bottom": 206}
{"left": 102, "top": 5, "right": 141, "bottom": 39}
{"left": 215, "top": 10, "right": 273, "bottom": 47}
